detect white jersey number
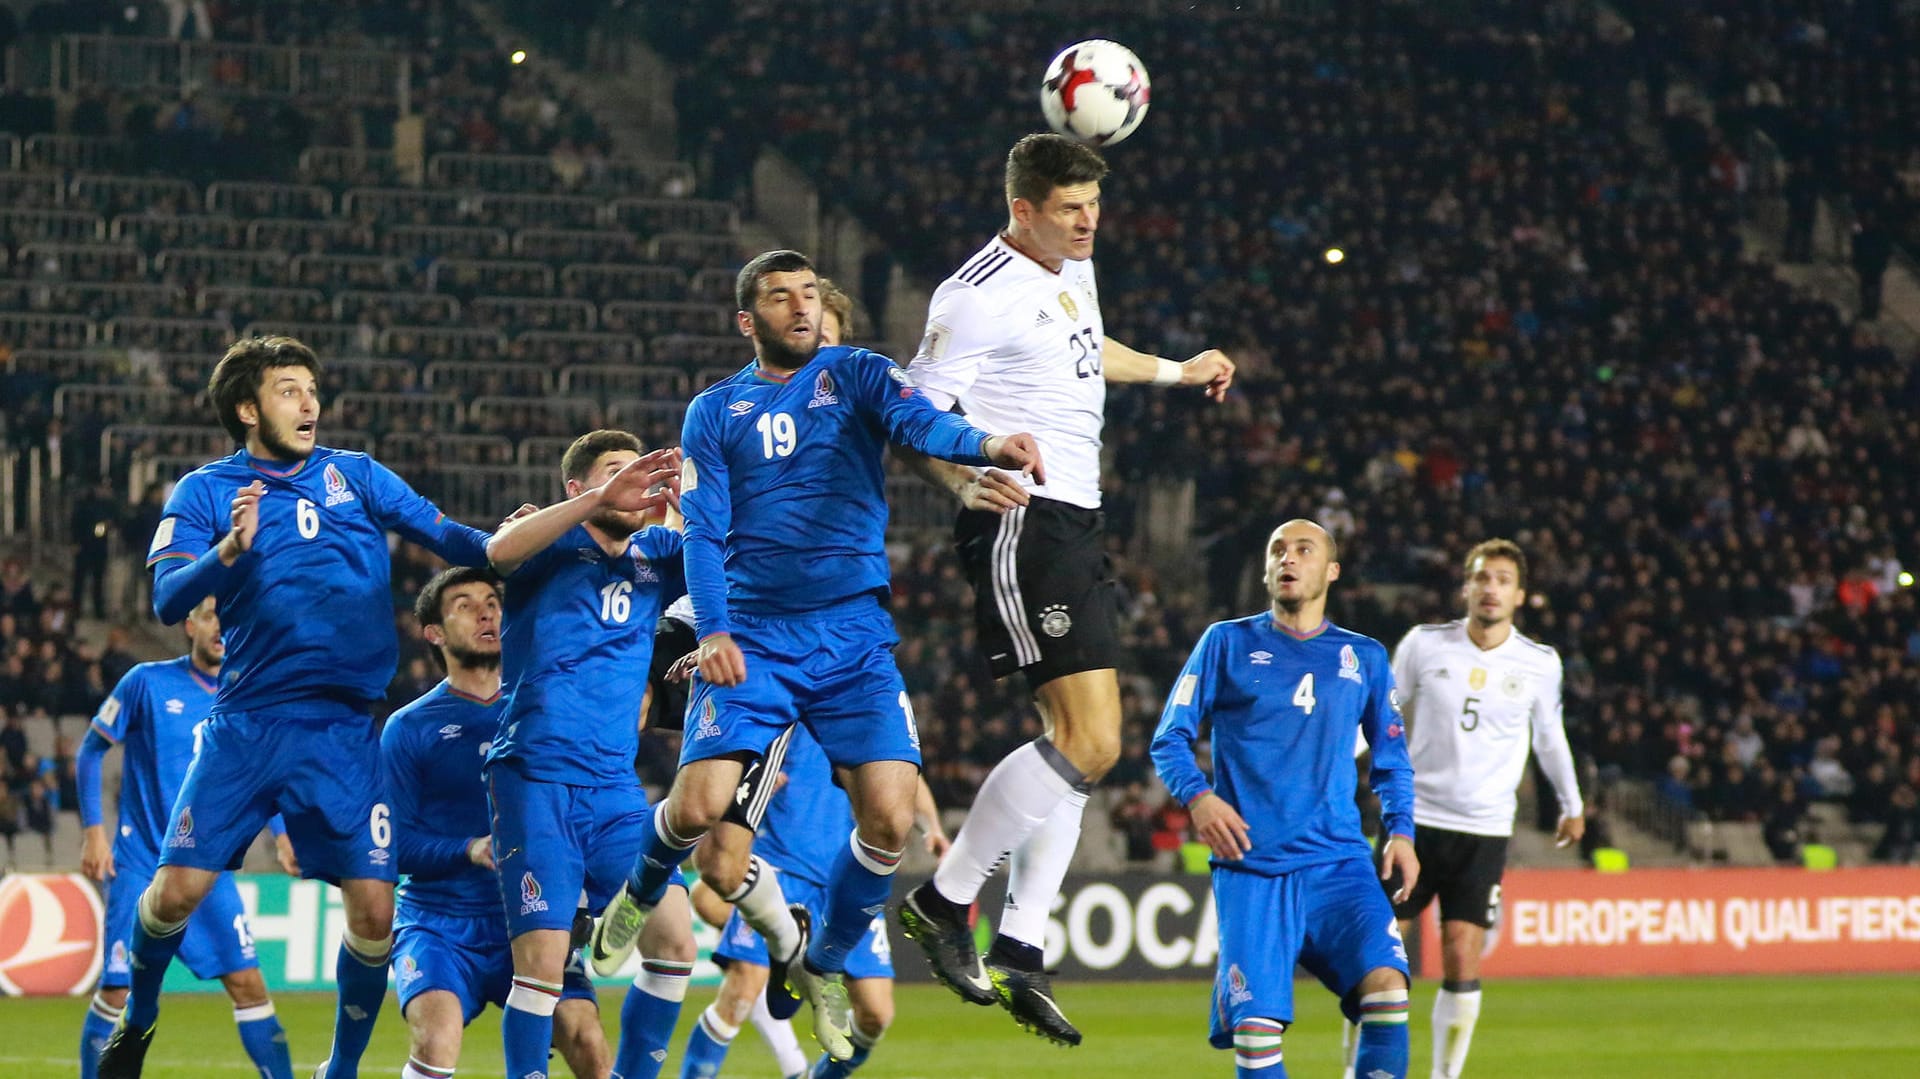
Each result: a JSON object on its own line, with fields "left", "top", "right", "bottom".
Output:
{"left": 599, "top": 581, "right": 633, "bottom": 624}
{"left": 295, "top": 498, "right": 320, "bottom": 539}
{"left": 757, "top": 412, "right": 797, "bottom": 459}
{"left": 1293, "top": 673, "right": 1317, "bottom": 715}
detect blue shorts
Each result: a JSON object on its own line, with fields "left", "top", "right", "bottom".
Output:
{"left": 160, "top": 707, "right": 394, "bottom": 885}
{"left": 487, "top": 763, "right": 671, "bottom": 938}
{"left": 712, "top": 871, "right": 893, "bottom": 981}
{"left": 392, "top": 910, "right": 595, "bottom": 1022}
{"left": 681, "top": 600, "right": 921, "bottom": 771}
{"left": 1208, "top": 857, "right": 1409, "bottom": 1046}
{"left": 101, "top": 858, "right": 258, "bottom": 988}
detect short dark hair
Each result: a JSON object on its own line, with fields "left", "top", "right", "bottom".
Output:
{"left": 1464, "top": 538, "right": 1528, "bottom": 590}
{"left": 1005, "top": 133, "right": 1109, "bottom": 208}
{"left": 414, "top": 566, "right": 502, "bottom": 671}
{"left": 817, "top": 275, "right": 856, "bottom": 341}
{"left": 561, "top": 429, "right": 644, "bottom": 484}
{"left": 208, "top": 336, "right": 322, "bottom": 443}
{"left": 735, "top": 249, "right": 815, "bottom": 312}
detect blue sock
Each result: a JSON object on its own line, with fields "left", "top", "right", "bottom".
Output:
{"left": 1232, "top": 1017, "right": 1287, "bottom": 1078}
{"left": 677, "top": 1001, "right": 738, "bottom": 1079}
{"left": 80, "top": 993, "right": 122, "bottom": 1079}
{"left": 625, "top": 804, "right": 698, "bottom": 906}
{"left": 503, "top": 976, "right": 562, "bottom": 1078}
{"left": 808, "top": 831, "right": 900, "bottom": 973}
{"left": 124, "top": 892, "right": 187, "bottom": 1032}
{"left": 808, "top": 1024, "right": 879, "bottom": 1078}
{"left": 1354, "top": 989, "right": 1410, "bottom": 1079}
{"left": 233, "top": 1002, "right": 294, "bottom": 1079}
{"left": 616, "top": 959, "right": 693, "bottom": 1079}
{"left": 320, "top": 934, "right": 390, "bottom": 1079}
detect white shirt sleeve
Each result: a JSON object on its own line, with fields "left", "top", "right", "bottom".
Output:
{"left": 1390, "top": 628, "right": 1421, "bottom": 723}
{"left": 1529, "top": 651, "right": 1584, "bottom": 819}
{"left": 910, "top": 280, "right": 995, "bottom": 412}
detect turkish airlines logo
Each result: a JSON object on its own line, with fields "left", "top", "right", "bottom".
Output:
{"left": 0, "top": 873, "right": 105, "bottom": 997}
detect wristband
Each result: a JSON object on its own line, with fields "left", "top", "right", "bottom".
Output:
{"left": 1152, "top": 358, "right": 1184, "bottom": 387}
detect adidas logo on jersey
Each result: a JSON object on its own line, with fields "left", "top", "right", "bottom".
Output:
{"left": 1034, "top": 309, "right": 1055, "bottom": 327}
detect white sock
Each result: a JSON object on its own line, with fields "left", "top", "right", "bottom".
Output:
{"left": 1340, "top": 1017, "right": 1359, "bottom": 1079}
{"left": 728, "top": 857, "right": 801, "bottom": 959}
{"left": 999, "top": 786, "right": 1087, "bottom": 948}
{"left": 699, "top": 1002, "right": 741, "bottom": 1045}
{"left": 1432, "top": 987, "right": 1482, "bottom": 1079}
{"left": 751, "top": 989, "right": 809, "bottom": 1076}
{"left": 402, "top": 1060, "right": 454, "bottom": 1079}
{"left": 932, "top": 739, "right": 1079, "bottom": 905}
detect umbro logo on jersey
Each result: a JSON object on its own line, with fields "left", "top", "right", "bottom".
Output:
{"left": 439, "top": 723, "right": 463, "bottom": 740}
{"left": 322, "top": 462, "right": 356, "bottom": 508}
{"left": 729, "top": 400, "right": 757, "bottom": 416}
{"left": 1034, "top": 310, "right": 1055, "bottom": 327}
{"left": 164, "top": 698, "right": 184, "bottom": 714}
{"left": 1249, "top": 651, "right": 1272, "bottom": 665}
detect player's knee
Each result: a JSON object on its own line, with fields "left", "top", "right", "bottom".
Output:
{"left": 407, "top": 1016, "right": 462, "bottom": 1067}
{"left": 220, "top": 967, "right": 270, "bottom": 1008}
{"left": 717, "top": 965, "right": 766, "bottom": 1022}
{"left": 95, "top": 987, "right": 128, "bottom": 1010}
{"left": 1232, "top": 1016, "right": 1287, "bottom": 1071}
{"left": 148, "top": 869, "right": 212, "bottom": 922}
{"left": 343, "top": 904, "right": 393, "bottom": 945}
{"left": 852, "top": 991, "right": 893, "bottom": 1037}
{"left": 1049, "top": 726, "right": 1120, "bottom": 780}
{"left": 855, "top": 810, "right": 912, "bottom": 856}
{"left": 1356, "top": 966, "right": 1409, "bottom": 996}
{"left": 643, "top": 927, "right": 699, "bottom": 966}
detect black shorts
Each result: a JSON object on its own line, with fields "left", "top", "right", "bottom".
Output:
{"left": 955, "top": 496, "right": 1120, "bottom": 687}
{"left": 645, "top": 615, "right": 699, "bottom": 732}
{"left": 1388, "top": 826, "right": 1509, "bottom": 929}
{"left": 717, "top": 724, "right": 796, "bottom": 832}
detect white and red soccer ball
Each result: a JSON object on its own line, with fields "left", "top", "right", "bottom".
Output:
{"left": 1041, "top": 39, "right": 1151, "bottom": 147}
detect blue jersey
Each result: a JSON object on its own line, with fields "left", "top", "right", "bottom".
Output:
{"left": 382, "top": 681, "right": 504, "bottom": 920}
{"left": 489, "top": 524, "right": 684, "bottom": 787}
{"left": 87, "top": 657, "right": 218, "bottom": 868}
{"left": 1152, "top": 615, "right": 1415, "bottom": 876}
{"left": 146, "top": 447, "right": 491, "bottom": 715}
{"left": 680, "top": 346, "right": 994, "bottom": 639}
{"left": 755, "top": 726, "right": 851, "bottom": 888}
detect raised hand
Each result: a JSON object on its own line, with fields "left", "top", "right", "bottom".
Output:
{"left": 218, "top": 480, "right": 266, "bottom": 564}
{"left": 600, "top": 447, "right": 683, "bottom": 513}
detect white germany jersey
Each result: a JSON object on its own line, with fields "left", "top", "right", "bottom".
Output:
{"left": 911, "top": 235, "right": 1106, "bottom": 509}
{"left": 1391, "top": 620, "right": 1583, "bottom": 837}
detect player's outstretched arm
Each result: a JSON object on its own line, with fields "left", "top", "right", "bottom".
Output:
{"left": 75, "top": 727, "right": 116, "bottom": 881}
{"left": 894, "top": 446, "right": 1031, "bottom": 514}
{"left": 1528, "top": 652, "right": 1586, "bottom": 847}
{"left": 1101, "top": 336, "right": 1236, "bottom": 401}
{"left": 485, "top": 447, "right": 681, "bottom": 574}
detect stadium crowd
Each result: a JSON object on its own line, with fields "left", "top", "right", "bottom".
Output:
{"left": 2, "top": 0, "right": 1916, "bottom": 865}
{"left": 637, "top": 2, "right": 1920, "bottom": 862}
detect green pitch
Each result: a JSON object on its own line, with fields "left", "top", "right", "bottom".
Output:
{"left": 9, "top": 975, "right": 1917, "bottom": 1077}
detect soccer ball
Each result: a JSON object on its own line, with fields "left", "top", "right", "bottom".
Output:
{"left": 1040, "top": 39, "right": 1151, "bottom": 147}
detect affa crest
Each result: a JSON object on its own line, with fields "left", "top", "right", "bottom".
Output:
{"left": 1339, "top": 644, "right": 1363, "bottom": 682}
{"left": 518, "top": 871, "right": 549, "bottom": 916}
{"left": 322, "top": 462, "right": 355, "bottom": 507}
{"left": 808, "top": 369, "right": 839, "bottom": 409}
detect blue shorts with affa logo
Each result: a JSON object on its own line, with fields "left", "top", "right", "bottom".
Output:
{"left": 486, "top": 760, "right": 663, "bottom": 939}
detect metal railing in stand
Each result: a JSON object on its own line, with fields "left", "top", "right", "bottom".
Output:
{"left": 48, "top": 34, "right": 407, "bottom": 105}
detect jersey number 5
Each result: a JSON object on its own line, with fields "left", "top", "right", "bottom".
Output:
{"left": 1460, "top": 696, "right": 1481, "bottom": 732}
